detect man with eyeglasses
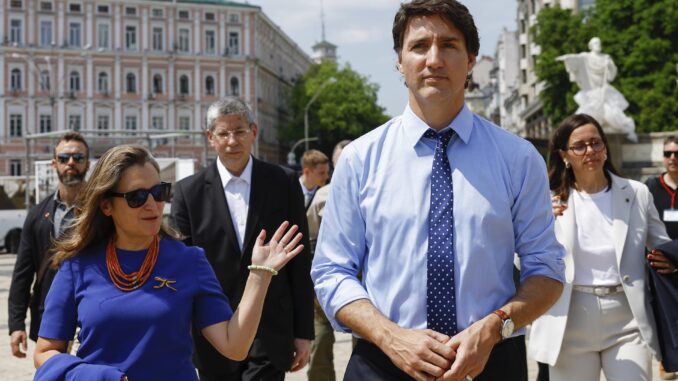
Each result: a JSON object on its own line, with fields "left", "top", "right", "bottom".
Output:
{"left": 8, "top": 132, "right": 90, "bottom": 359}
{"left": 645, "top": 135, "right": 678, "bottom": 380}
{"left": 171, "top": 97, "right": 313, "bottom": 381}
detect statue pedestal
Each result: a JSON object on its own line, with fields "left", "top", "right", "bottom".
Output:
{"left": 605, "top": 132, "right": 626, "bottom": 173}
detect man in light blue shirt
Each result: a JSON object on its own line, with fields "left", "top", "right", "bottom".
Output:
{"left": 311, "top": 1, "right": 565, "bottom": 380}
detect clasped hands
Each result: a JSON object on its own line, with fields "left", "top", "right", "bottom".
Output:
{"left": 382, "top": 316, "right": 500, "bottom": 381}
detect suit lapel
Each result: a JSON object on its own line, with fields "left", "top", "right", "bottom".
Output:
{"left": 611, "top": 174, "right": 634, "bottom": 268}
{"left": 206, "top": 162, "right": 242, "bottom": 256}
{"left": 242, "top": 159, "right": 266, "bottom": 255}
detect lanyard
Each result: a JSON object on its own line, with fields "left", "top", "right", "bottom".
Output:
{"left": 659, "top": 174, "right": 677, "bottom": 209}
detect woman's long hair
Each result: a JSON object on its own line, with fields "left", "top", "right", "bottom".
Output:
{"left": 51, "top": 145, "right": 180, "bottom": 267}
{"left": 547, "top": 114, "right": 620, "bottom": 202}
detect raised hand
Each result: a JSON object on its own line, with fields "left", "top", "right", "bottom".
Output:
{"left": 250, "top": 221, "right": 304, "bottom": 272}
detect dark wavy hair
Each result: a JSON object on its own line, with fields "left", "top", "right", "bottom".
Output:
{"left": 548, "top": 114, "right": 620, "bottom": 202}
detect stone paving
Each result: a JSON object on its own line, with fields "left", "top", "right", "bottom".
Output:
{"left": 0, "top": 253, "right": 664, "bottom": 380}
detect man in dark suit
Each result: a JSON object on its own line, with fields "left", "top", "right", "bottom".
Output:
{"left": 171, "top": 97, "right": 314, "bottom": 380}
{"left": 8, "top": 132, "right": 90, "bottom": 358}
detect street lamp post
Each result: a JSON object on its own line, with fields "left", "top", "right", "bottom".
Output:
{"left": 303, "top": 77, "right": 337, "bottom": 152}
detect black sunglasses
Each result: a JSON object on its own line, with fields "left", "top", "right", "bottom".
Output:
{"left": 107, "top": 182, "right": 172, "bottom": 208}
{"left": 56, "top": 153, "right": 86, "bottom": 164}
{"left": 664, "top": 151, "right": 678, "bottom": 158}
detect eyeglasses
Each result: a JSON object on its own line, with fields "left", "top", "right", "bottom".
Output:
{"left": 56, "top": 153, "right": 86, "bottom": 164}
{"left": 664, "top": 151, "right": 678, "bottom": 158}
{"left": 566, "top": 139, "right": 605, "bottom": 156}
{"left": 213, "top": 128, "right": 251, "bottom": 141}
{"left": 107, "top": 182, "right": 171, "bottom": 208}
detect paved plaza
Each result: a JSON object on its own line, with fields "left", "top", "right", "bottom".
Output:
{"left": 0, "top": 253, "right": 663, "bottom": 380}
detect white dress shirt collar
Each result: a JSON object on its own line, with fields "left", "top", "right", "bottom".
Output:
{"left": 216, "top": 155, "right": 253, "bottom": 189}
{"left": 402, "top": 103, "right": 474, "bottom": 147}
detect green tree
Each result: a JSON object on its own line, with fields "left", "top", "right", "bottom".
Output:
{"left": 534, "top": 0, "right": 678, "bottom": 132}
{"left": 283, "top": 61, "right": 390, "bottom": 157}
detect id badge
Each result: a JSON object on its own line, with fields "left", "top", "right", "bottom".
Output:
{"left": 664, "top": 209, "right": 678, "bottom": 222}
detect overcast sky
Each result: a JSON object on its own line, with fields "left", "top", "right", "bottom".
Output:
{"left": 251, "top": 0, "right": 518, "bottom": 118}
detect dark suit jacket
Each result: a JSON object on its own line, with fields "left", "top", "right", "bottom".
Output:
{"left": 170, "top": 158, "right": 314, "bottom": 372}
{"left": 651, "top": 240, "right": 678, "bottom": 371}
{"left": 8, "top": 193, "right": 58, "bottom": 342}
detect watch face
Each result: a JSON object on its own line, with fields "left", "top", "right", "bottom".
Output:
{"left": 501, "top": 319, "right": 515, "bottom": 338}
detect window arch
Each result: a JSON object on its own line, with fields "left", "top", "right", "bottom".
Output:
{"left": 205, "top": 76, "right": 215, "bottom": 96}
{"left": 10, "top": 69, "right": 22, "bottom": 91}
{"left": 179, "top": 75, "right": 189, "bottom": 95}
{"left": 126, "top": 73, "right": 136, "bottom": 93}
{"left": 98, "top": 72, "right": 109, "bottom": 93}
{"left": 69, "top": 71, "right": 80, "bottom": 92}
{"left": 230, "top": 77, "right": 239, "bottom": 96}
{"left": 153, "top": 74, "right": 163, "bottom": 94}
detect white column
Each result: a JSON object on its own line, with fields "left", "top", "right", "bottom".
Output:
{"left": 113, "top": 4, "right": 121, "bottom": 50}
{"left": 193, "top": 11, "right": 200, "bottom": 54}
{"left": 114, "top": 56, "right": 122, "bottom": 131}
{"left": 0, "top": 3, "right": 5, "bottom": 45}
{"left": 85, "top": 3, "right": 93, "bottom": 48}
{"left": 168, "top": 8, "right": 174, "bottom": 51}
{"left": 141, "top": 57, "right": 149, "bottom": 131}
{"left": 27, "top": 1, "right": 35, "bottom": 45}
{"left": 57, "top": 2, "right": 64, "bottom": 47}
{"left": 220, "top": 12, "right": 227, "bottom": 54}
{"left": 141, "top": 8, "right": 148, "bottom": 51}
{"left": 244, "top": 65, "right": 250, "bottom": 101}
{"left": 85, "top": 55, "right": 94, "bottom": 132}
{"left": 194, "top": 61, "right": 201, "bottom": 102}
{"left": 244, "top": 13, "right": 251, "bottom": 56}
{"left": 57, "top": 53, "right": 66, "bottom": 131}
{"left": 220, "top": 64, "right": 226, "bottom": 97}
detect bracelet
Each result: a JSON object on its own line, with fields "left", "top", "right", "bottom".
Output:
{"left": 247, "top": 264, "right": 278, "bottom": 276}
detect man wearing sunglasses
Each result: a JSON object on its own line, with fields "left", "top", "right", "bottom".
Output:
{"left": 171, "top": 97, "right": 313, "bottom": 381}
{"left": 8, "top": 132, "right": 90, "bottom": 359}
{"left": 645, "top": 135, "right": 678, "bottom": 380}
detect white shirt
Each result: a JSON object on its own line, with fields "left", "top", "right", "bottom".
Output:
{"left": 572, "top": 188, "right": 620, "bottom": 286}
{"left": 216, "top": 156, "right": 253, "bottom": 252}
{"left": 299, "top": 177, "right": 317, "bottom": 208}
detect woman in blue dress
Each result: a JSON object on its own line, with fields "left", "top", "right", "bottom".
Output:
{"left": 33, "top": 145, "right": 304, "bottom": 381}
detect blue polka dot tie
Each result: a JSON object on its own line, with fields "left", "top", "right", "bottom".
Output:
{"left": 425, "top": 128, "right": 457, "bottom": 336}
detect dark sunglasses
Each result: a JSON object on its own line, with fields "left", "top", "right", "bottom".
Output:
{"left": 56, "top": 153, "right": 86, "bottom": 164}
{"left": 664, "top": 151, "right": 678, "bottom": 158}
{"left": 107, "top": 182, "right": 171, "bottom": 208}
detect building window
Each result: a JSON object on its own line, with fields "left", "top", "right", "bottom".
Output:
{"left": 97, "top": 5, "right": 109, "bottom": 14}
{"left": 40, "top": 70, "right": 50, "bottom": 91}
{"left": 68, "top": 115, "right": 81, "bottom": 131}
{"left": 521, "top": 69, "right": 527, "bottom": 84}
{"left": 97, "top": 115, "right": 110, "bottom": 135}
{"left": 152, "top": 116, "right": 164, "bottom": 130}
{"left": 178, "top": 10, "right": 189, "bottom": 19}
{"left": 69, "top": 22, "right": 81, "bottom": 47}
{"left": 98, "top": 23, "right": 109, "bottom": 48}
{"left": 153, "top": 74, "right": 163, "bottom": 94}
{"left": 10, "top": 69, "right": 22, "bottom": 91}
{"left": 9, "top": 114, "right": 22, "bottom": 137}
{"left": 205, "top": 76, "right": 215, "bottom": 96}
{"left": 125, "top": 116, "right": 137, "bottom": 130}
{"left": 228, "top": 32, "right": 239, "bottom": 55}
{"left": 40, "top": 1, "right": 52, "bottom": 11}
{"left": 205, "top": 30, "right": 215, "bottom": 54}
{"left": 229, "top": 13, "right": 239, "bottom": 23}
{"left": 230, "top": 77, "right": 239, "bottom": 96}
{"left": 152, "top": 27, "right": 163, "bottom": 51}
{"left": 205, "top": 12, "right": 215, "bottom": 21}
{"left": 126, "top": 73, "right": 136, "bottom": 93}
{"left": 40, "top": 20, "right": 53, "bottom": 46}
{"left": 39, "top": 115, "right": 52, "bottom": 133}
{"left": 98, "top": 72, "right": 109, "bottom": 93}
{"left": 178, "top": 29, "right": 189, "bottom": 52}
{"left": 69, "top": 3, "right": 81, "bottom": 13}
{"left": 179, "top": 75, "right": 189, "bottom": 95}
{"left": 10, "top": 0, "right": 23, "bottom": 9}
{"left": 152, "top": 8, "right": 163, "bottom": 18}
{"left": 125, "top": 26, "right": 137, "bottom": 50}
{"left": 179, "top": 116, "right": 190, "bottom": 130}
{"left": 125, "top": 7, "right": 136, "bottom": 16}
{"left": 69, "top": 71, "right": 80, "bottom": 92}
{"left": 10, "top": 160, "right": 22, "bottom": 176}
{"left": 10, "top": 20, "right": 22, "bottom": 45}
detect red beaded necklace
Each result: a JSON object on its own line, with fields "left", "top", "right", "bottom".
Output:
{"left": 105, "top": 235, "right": 159, "bottom": 292}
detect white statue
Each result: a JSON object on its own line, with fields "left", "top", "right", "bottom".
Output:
{"left": 557, "top": 37, "right": 637, "bottom": 141}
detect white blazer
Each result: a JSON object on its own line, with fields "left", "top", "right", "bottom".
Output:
{"left": 528, "top": 173, "right": 670, "bottom": 365}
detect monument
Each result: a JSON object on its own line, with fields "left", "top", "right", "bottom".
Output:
{"left": 557, "top": 37, "right": 637, "bottom": 142}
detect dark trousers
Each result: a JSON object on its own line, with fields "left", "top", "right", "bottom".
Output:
{"left": 197, "top": 355, "right": 284, "bottom": 381}
{"left": 344, "top": 336, "right": 527, "bottom": 381}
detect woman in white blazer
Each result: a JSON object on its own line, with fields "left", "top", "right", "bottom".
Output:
{"left": 528, "top": 114, "right": 677, "bottom": 381}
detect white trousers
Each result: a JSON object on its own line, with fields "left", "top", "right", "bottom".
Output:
{"left": 550, "top": 290, "right": 652, "bottom": 381}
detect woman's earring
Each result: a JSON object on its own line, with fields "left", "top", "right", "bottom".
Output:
{"left": 603, "top": 153, "right": 608, "bottom": 161}
{"left": 564, "top": 159, "right": 571, "bottom": 168}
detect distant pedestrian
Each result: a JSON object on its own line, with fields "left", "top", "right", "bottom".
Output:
{"left": 8, "top": 132, "right": 90, "bottom": 359}
{"left": 33, "top": 145, "right": 304, "bottom": 380}
{"left": 299, "top": 149, "right": 330, "bottom": 210}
